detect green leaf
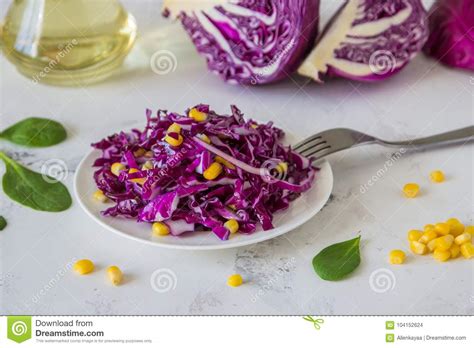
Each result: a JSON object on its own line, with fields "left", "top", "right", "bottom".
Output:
{"left": 0, "top": 117, "right": 67, "bottom": 147}
{"left": 0, "top": 216, "right": 6, "bottom": 230}
{"left": 312, "top": 236, "right": 361, "bottom": 281}
{"left": 0, "top": 152, "right": 72, "bottom": 212}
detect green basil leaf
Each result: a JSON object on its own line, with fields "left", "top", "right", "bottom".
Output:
{"left": 0, "top": 152, "right": 72, "bottom": 212}
{"left": 0, "top": 117, "right": 67, "bottom": 147}
{"left": 312, "top": 236, "right": 361, "bottom": 281}
{"left": 0, "top": 216, "right": 6, "bottom": 230}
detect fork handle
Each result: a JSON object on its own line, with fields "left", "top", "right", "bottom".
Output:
{"left": 376, "top": 126, "right": 474, "bottom": 147}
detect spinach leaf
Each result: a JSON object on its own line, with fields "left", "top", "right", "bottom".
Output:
{"left": 0, "top": 216, "right": 6, "bottom": 230}
{"left": 0, "top": 117, "right": 67, "bottom": 147}
{"left": 0, "top": 152, "right": 72, "bottom": 212}
{"left": 312, "top": 236, "right": 361, "bottom": 281}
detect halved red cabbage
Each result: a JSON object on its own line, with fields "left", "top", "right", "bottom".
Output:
{"left": 298, "top": 0, "right": 429, "bottom": 82}
{"left": 92, "top": 105, "right": 316, "bottom": 241}
{"left": 423, "top": 0, "right": 474, "bottom": 71}
{"left": 163, "top": 0, "right": 320, "bottom": 84}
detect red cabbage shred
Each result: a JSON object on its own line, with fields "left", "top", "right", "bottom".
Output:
{"left": 92, "top": 105, "right": 316, "bottom": 241}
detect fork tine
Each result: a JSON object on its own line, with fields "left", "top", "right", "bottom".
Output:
{"left": 293, "top": 133, "right": 323, "bottom": 151}
{"left": 297, "top": 138, "right": 329, "bottom": 155}
{"left": 304, "top": 146, "right": 333, "bottom": 159}
{"left": 296, "top": 139, "right": 328, "bottom": 155}
{"left": 300, "top": 144, "right": 331, "bottom": 157}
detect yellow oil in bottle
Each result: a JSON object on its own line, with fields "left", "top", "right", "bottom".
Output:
{"left": 2, "top": 0, "right": 137, "bottom": 86}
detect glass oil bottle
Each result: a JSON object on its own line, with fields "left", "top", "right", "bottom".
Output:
{"left": 2, "top": 0, "right": 137, "bottom": 86}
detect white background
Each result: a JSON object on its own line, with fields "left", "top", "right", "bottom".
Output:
{"left": 1, "top": 0, "right": 473, "bottom": 315}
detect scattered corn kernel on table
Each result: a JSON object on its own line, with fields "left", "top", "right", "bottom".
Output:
{"left": 1, "top": 1, "right": 472, "bottom": 315}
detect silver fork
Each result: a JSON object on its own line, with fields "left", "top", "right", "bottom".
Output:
{"left": 294, "top": 126, "right": 474, "bottom": 160}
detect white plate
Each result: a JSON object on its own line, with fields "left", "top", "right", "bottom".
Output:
{"left": 74, "top": 150, "right": 333, "bottom": 250}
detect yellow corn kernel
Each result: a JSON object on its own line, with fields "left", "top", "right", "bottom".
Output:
{"left": 165, "top": 134, "right": 184, "bottom": 147}
{"left": 107, "top": 266, "right": 123, "bottom": 286}
{"left": 408, "top": 230, "right": 423, "bottom": 241}
{"left": 449, "top": 244, "right": 460, "bottom": 258}
{"left": 460, "top": 242, "right": 474, "bottom": 259}
{"left": 203, "top": 162, "right": 223, "bottom": 180}
{"left": 189, "top": 108, "right": 207, "bottom": 122}
{"left": 93, "top": 189, "right": 108, "bottom": 203}
{"left": 446, "top": 218, "right": 461, "bottom": 225}
{"left": 434, "top": 222, "right": 450, "bottom": 235}
{"left": 403, "top": 183, "right": 420, "bottom": 198}
{"left": 446, "top": 220, "right": 464, "bottom": 237}
{"left": 224, "top": 219, "right": 239, "bottom": 234}
{"left": 73, "top": 259, "right": 94, "bottom": 275}
{"left": 454, "top": 232, "right": 471, "bottom": 245}
{"left": 429, "top": 170, "right": 445, "bottom": 183}
{"left": 434, "top": 235, "right": 454, "bottom": 251}
{"left": 133, "top": 148, "right": 146, "bottom": 157}
{"left": 152, "top": 222, "right": 170, "bottom": 236}
{"left": 142, "top": 161, "right": 154, "bottom": 170}
{"left": 424, "top": 224, "right": 435, "bottom": 232}
{"left": 111, "top": 162, "right": 126, "bottom": 176}
{"left": 433, "top": 249, "right": 451, "bottom": 262}
{"left": 465, "top": 226, "right": 474, "bottom": 236}
{"left": 198, "top": 134, "right": 211, "bottom": 144}
{"left": 446, "top": 222, "right": 465, "bottom": 237}
{"left": 276, "top": 162, "right": 288, "bottom": 174}
{"left": 215, "top": 156, "right": 236, "bottom": 170}
{"left": 227, "top": 274, "right": 243, "bottom": 287}
{"left": 167, "top": 123, "right": 181, "bottom": 134}
{"left": 250, "top": 123, "right": 258, "bottom": 129}
{"left": 389, "top": 250, "right": 406, "bottom": 264}
{"left": 128, "top": 168, "right": 146, "bottom": 185}
{"left": 419, "top": 230, "right": 438, "bottom": 244}
{"left": 410, "top": 241, "right": 427, "bottom": 255}
{"left": 427, "top": 239, "right": 437, "bottom": 252}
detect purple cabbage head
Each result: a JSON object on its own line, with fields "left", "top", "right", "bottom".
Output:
{"left": 164, "top": 0, "right": 320, "bottom": 85}
{"left": 298, "top": 0, "right": 429, "bottom": 82}
{"left": 423, "top": 0, "right": 474, "bottom": 71}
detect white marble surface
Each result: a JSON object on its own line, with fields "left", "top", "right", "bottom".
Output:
{"left": 1, "top": 0, "right": 473, "bottom": 315}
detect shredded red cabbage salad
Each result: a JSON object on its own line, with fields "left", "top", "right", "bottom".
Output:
{"left": 92, "top": 105, "right": 316, "bottom": 240}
